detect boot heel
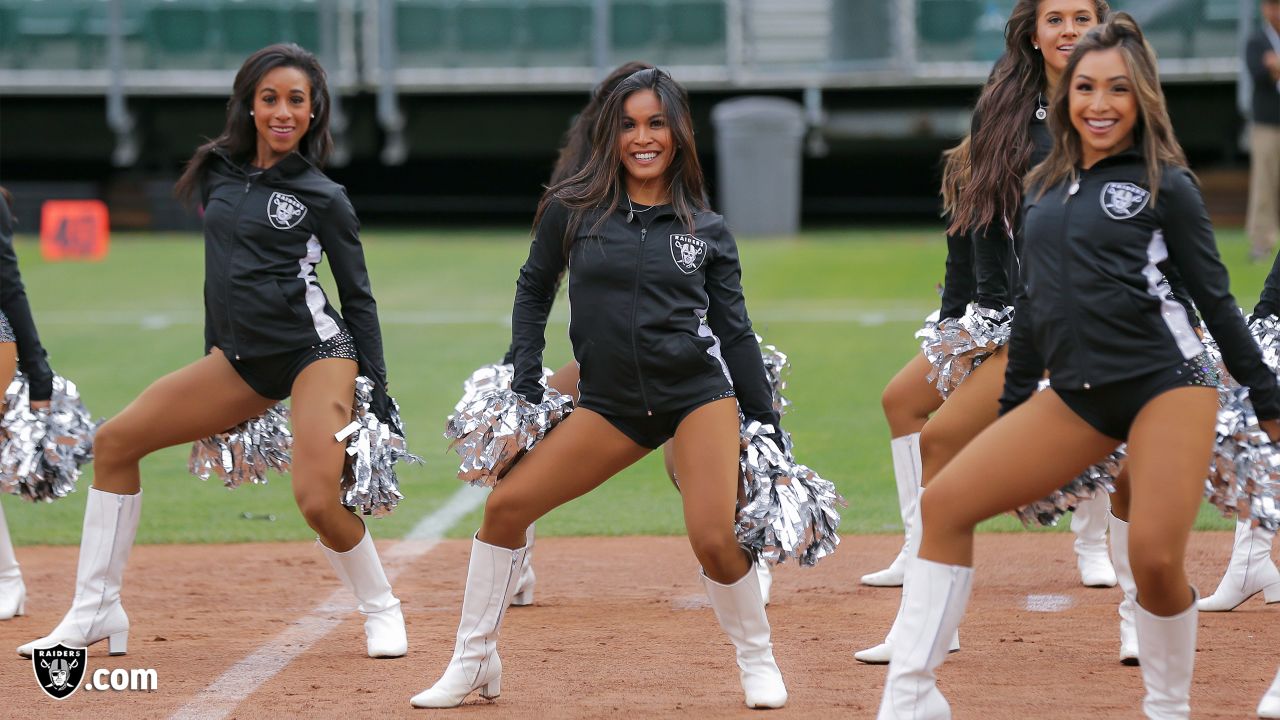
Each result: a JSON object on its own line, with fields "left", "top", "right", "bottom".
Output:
{"left": 107, "top": 630, "right": 128, "bottom": 655}
{"left": 479, "top": 676, "right": 501, "bottom": 699}
{"left": 510, "top": 588, "right": 532, "bottom": 606}
{"left": 1264, "top": 582, "right": 1280, "bottom": 604}
{"left": 15, "top": 598, "right": 23, "bottom": 617}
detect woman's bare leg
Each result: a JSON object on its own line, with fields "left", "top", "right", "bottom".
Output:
{"left": 92, "top": 349, "right": 278, "bottom": 494}
{"left": 919, "top": 389, "right": 1119, "bottom": 566}
{"left": 918, "top": 348, "right": 1009, "bottom": 487}
{"left": 883, "top": 352, "right": 944, "bottom": 438}
{"left": 670, "top": 398, "right": 751, "bottom": 584}
{"left": 479, "top": 407, "right": 650, "bottom": 549}
{"left": 289, "top": 358, "right": 364, "bottom": 552}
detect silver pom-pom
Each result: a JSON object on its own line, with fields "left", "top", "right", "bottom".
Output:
{"left": 452, "top": 363, "right": 555, "bottom": 416}
{"left": 757, "top": 339, "right": 791, "bottom": 417}
{"left": 1207, "top": 386, "right": 1280, "bottom": 531}
{"left": 189, "top": 403, "right": 292, "bottom": 489}
{"left": 445, "top": 388, "right": 574, "bottom": 487}
{"left": 735, "top": 420, "right": 845, "bottom": 567}
{"left": 0, "top": 374, "right": 98, "bottom": 502}
{"left": 1251, "top": 314, "right": 1280, "bottom": 375}
{"left": 917, "top": 304, "right": 1015, "bottom": 398}
{"left": 335, "top": 376, "right": 420, "bottom": 517}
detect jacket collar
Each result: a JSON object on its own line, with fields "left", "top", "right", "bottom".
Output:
{"left": 211, "top": 147, "right": 315, "bottom": 181}
{"left": 1080, "top": 146, "right": 1143, "bottom": 173}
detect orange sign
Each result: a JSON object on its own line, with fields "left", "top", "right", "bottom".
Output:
{"left": 40, "top": 200, "right": 109, "bottom": 261}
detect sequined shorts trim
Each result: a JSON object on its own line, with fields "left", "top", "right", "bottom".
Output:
{"left": 0, "top": 311, "right": 13, "bottom": 344}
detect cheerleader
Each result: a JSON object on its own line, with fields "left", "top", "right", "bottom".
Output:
{"left": 879, "top": 16, "right": 1280, "bottom": 718}
{"left": 1193, "top": 255, "right": 1280, "bottom": 613}
{"left": 861, "top": 139, "right": 975, "bottom": 589}
{"left": 413, "top": 68, "right": 788, "bottom": 710}
{"left": 19, "top": 44, "right": 407, "bottom": 659}
{"left": 0, "top": 187, "right": 55, "bottom": 621}
{"left": 856, "top": 0, "right": 1115, "bottom": 665}
{"left": 502, "top": 59, "right": 654, "bottom": 606}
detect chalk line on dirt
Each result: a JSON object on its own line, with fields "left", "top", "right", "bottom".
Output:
{"left": 168, "top": 484, "right": 489, "bottom": 720}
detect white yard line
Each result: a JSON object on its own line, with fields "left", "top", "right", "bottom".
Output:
{"left": 167, "top": 484, "right": 489, "bottom": 720}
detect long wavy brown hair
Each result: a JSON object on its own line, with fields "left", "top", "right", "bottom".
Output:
{"left": 175, "top": 43, "right": 333, "bottom": 204}
{"left": 950, "top": 0, "right": 1110, "bottom": 234}
{"left": 940, "top": 135, "right": 972, "bottom": 217}
{"left": 550, "top": 61, "right": 655, "bottom": 186}
{"left": 1027, "top": 13, "right": 1188, "bottom": 204}
{"left": 533, "top": 68, "right": 707, "bottom": 259}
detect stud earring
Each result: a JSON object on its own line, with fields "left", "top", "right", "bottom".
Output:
{"left": 310, "top": 113, "right": 315, "bottom": 119}
{"left": 249, "top": 110, "right": 255, "bottom": 116}
{"left": 1033, "top": 43, "right": 1040, "bottom": 50}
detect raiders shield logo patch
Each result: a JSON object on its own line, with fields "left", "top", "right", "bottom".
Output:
{"left": 1100, "top": 182, "right": 1150, "bottom": 220}
{"left": 32, "top": 644, "right": 87, "bottom": 700}
{"left": 670, "top": 234, "right": 707, "bottom": 275}
{"left": 267, "top": 192, "right": 308, "bottom": 230}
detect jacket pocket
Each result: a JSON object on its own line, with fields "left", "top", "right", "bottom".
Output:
{"left": 276, "top": 279, "right": 317, "bottom": 326}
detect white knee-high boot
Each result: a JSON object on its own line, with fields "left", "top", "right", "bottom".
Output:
{"left": 1198, "top": 520, "right": 1280, "bottom": 612}
{"left": 877, "top": 557, "right": 974, "bottom": 720}
{"left": 410, "top": 534, "right": 527, "bottom": 708}
{"left": 1135, "top": 589, "right": 1198, "bottom": 719}
{"left": 703, "top": 567, "right": 788, "bottom": 709}
{"left": 320, "top": 526, "right": 407, "bottom": 658}
{"left": 0, "top": 502, "right": 26, "bottom": 620}
{"left": 18, "top": 488, "right": 141, "bottom": 657}
{"left": 855, "top": 491, "right": 959, "bottom": 664}
{"left": 1258, "top": 666, "right": 1280, "bottom": 719}
{"left": 1108, "top": 513, "right": 1139, "bottom": 665}
{"left": 1072, "top": 493, "right": 1118, "bottom": 587}
{"left": 511, "top": 523, "right": 536, "bottom": 606}
{"left": 862, "top": 434, "right": 921, "bottom": 587}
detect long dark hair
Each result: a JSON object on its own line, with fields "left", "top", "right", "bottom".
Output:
{"left": 533, "top": 68, "right": 707, "bottom": 259}
{"left": 175, "top": 43, "right": 333, "bottom": 203}
{"left": 550, "top": 60, "right": 656, "bottom": 186}
{"left": 1027, "top": 13, "right": 1187, "bottom": 204}
{"left": 950, "top": 0, "right": 1111, "bottom": 235}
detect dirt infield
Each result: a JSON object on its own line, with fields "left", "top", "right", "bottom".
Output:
{"left": 0, "top": 532, "right": 1275, "bottom": 719}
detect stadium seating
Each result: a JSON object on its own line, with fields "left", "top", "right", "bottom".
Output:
{"left": 527, "top": 0, "right": 592, "bottom": 67}
{"left": 665, "top": 0, "right": 725, "bottom": 65}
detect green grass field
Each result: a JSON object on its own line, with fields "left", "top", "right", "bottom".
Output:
{"left": 1, "top": 227, "right": 1270, "bottom": 546}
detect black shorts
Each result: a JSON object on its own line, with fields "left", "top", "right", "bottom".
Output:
{"left": 1054, "top": 355, "right": 1219, "bottom": 441}
{"left": 597, "top": 390, "right": 736, "bottom": 449}
{"left": 227, "top": 331, "right": 358, "bottom": 401}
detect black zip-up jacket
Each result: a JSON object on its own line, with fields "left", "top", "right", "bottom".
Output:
{"left": 1253, "top": 245, "right": 1280, "bottom": 318}
{"left": 1000, "top": 151, "right": 1280, "bottom": 420}
{"left": 938, "top": 230, "right": 977, "bottom": 321}
{"left": 0, "top": 195, "right": 53, "bottom": 401}
{"left": 510, "top": 200, "right": 778, "bottom": 429}
{"left": 200, "top": 150, "right": 387, "bottom": 393}
{"left": 1247, "top": 31, "right": 1280, "bottom": 126}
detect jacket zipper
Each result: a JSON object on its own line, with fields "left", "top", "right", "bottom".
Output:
{"left": 630, "top": 225, "right": 653, "bottom": 415}
{"left": 225, "top": 170, "right": 256, "bottom": 359}
{"left": 1059, "top": 175, "right": 1092, "bottom": 389}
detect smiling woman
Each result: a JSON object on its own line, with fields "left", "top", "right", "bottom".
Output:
{"left": 19, "top": 43, "right": 411, "bottom": 667}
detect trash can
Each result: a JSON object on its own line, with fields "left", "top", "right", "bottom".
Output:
{"left": 711, "top": 97, "right": 806, "bottom": 238}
